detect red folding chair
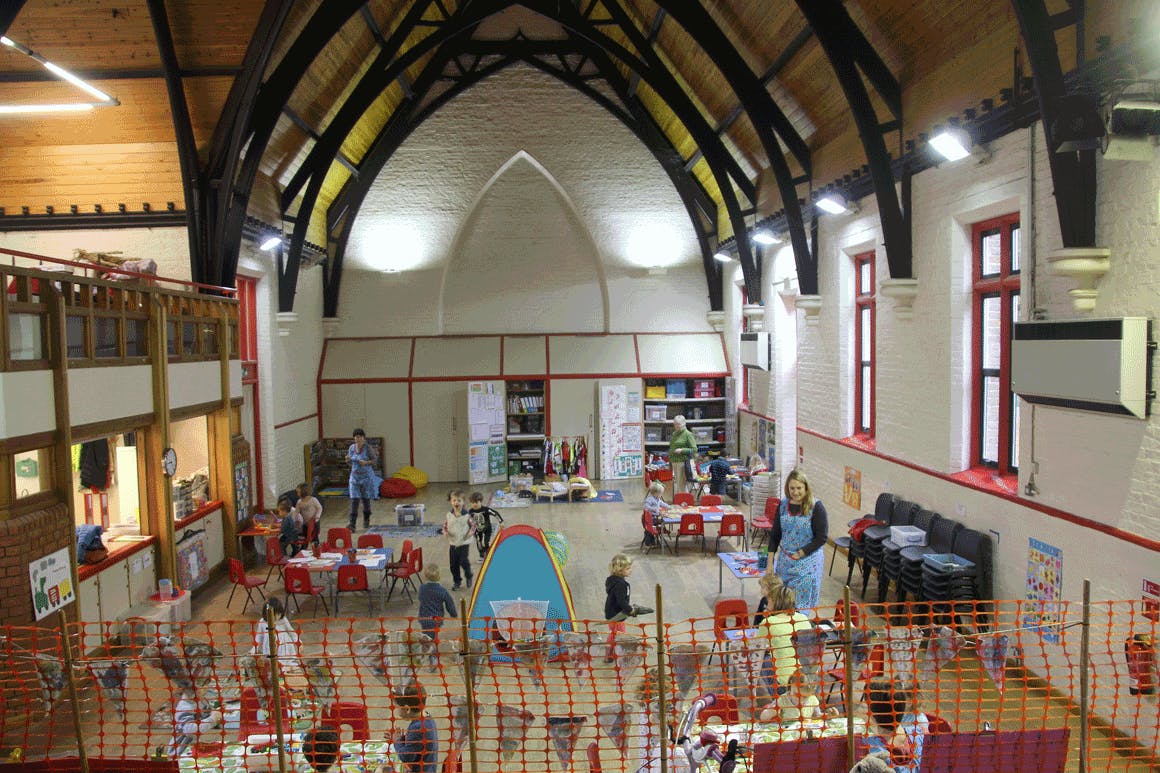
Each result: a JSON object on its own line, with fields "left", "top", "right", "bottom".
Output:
{"left": 284, "top": 565, "right": 329, "bottom": 617}
{"left": 264, "top": 536, "right": 289, "bottom": 582}
{"left": 335, "top": 563, "right": 373, "bottom": 615}
{"left": 674, "top": 512, "right": 705, "bottom": 555}
{"left": 715, "top": 512, "right": 746, "bottom": 553}
{"left": 227, "top": 558, "right": 267, "bottom": 613}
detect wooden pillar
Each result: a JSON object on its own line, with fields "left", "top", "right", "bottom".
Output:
{"left": 145, "top": 297, "right": 177, "bottom": 585}
{"left": 209, "top": 308, "right": 239, "bottom": 558}
{"left": 45, "top": 288, "right": 78, "bottom": 585}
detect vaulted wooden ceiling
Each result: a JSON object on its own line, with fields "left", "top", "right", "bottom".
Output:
{"left": 0, "top": 0, "right": 1151, "bottom": 314}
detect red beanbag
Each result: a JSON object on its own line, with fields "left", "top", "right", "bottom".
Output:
{"left": 380, "top": 477, "right": 417, "bottom": 498}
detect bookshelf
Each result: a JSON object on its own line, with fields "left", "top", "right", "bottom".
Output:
{"left": 506, "top": 379, "right": 545, "bottom": 477}
{"left": 642, "top": 377, "right": 727, "bottom": 455}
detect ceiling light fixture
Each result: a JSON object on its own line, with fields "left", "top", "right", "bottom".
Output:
{"left": 713, "top": 251, "right": 733, "bottom": 262}
{"left": 259, "top": 236, "right": 282, "bottom": 251}
{"left": 816, "top": 193, "right": 853, "bottom": 215}
{"left": 0, "top": 36, "right": 119, "bottom": 114}
{"left": 929, "top": 126, "right": 973, "bottom": 162}
{"left": 752, "top": 229, "right": 781, "bottom": 245}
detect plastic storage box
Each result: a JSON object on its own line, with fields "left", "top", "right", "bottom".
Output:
{"left": 922, "top": 553, "right": 975, "bottom": 572}
{"left": 395, "top": 504, "right": 426, "bottom": 526}
{"left": 890, "top": 525, "right": 928, "bottom": 547}
{"left": 645, "top": 386, "right": 667, "bottom": 399}
{"left": 665, "top": 379, "right": 687, "bottom": 397}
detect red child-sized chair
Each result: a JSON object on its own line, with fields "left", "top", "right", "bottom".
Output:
{"left": 697, "top": 693, "right": 741, "bottom": 725}
{"left": 322, "top": 701, "right": 370, "bottom": 741}
{"left": 700, "top": 494, "right": 724, "bottom": 507}
{"left": 327, "top": 528, "right": 353, "bottom": 552}
{"left": 356, "top": 533, "right": 383, "bottom": 549}
{"left": 335, "top": 563, "right": 373, "bottom": 615}
{"left": 264, "top": 537, "right": 289, "bottom": 583}
{"left": 227, "top": 558, "right": 267, "bottom": 613}
{"left": 640, "top": 511, "right": 671, "bottom": 555}
{"left": 674, "top": 512, "right": 705, "bottom": 555}
{"left": 715, "top": 512, "right": 746, "bottom": 553}
{"left": 673, "top": 492, "right": 695, "bottom": 506}
{"left": 284, "top": 565, "right": 329, "bottom": 617}
{"left": 711, "top": 598, "right": 750, "bottom": 663}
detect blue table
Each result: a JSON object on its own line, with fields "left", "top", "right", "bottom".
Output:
{"left": 717, "top": 551, "right": 765, "bottom": 593}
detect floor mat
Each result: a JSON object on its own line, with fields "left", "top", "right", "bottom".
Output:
{"left": 586, "top": 490, "right": 625, "bottom": 503}
{"left": 316, "top": 486, "right": 348, "bottom": 497}
{"left": 363, "top": 523, "right": 443, "bottom": 539}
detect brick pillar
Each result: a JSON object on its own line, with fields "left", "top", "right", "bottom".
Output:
{"left": 0, "top": 502, "right": 73, "bottom": 627}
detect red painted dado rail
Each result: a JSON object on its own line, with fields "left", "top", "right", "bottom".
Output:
{"left": 0, "top": 599, "right": 1155, "bottom": 771}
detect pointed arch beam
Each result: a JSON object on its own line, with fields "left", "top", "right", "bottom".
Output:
{"left": 198, "top": 0, "right": 295, "bottom": 285}
{"left": 1009, "top": 0, "right": 1096, "bottom": 247}
{"left": 217, "top": 0, "right": 433, "bottom": 290}
{"left": 146, "top": 0, "right": 204, "bottom": 284}
{"left": 635, "top": 0, "right": 819, "bottom": 302}
{"left": 286, "top": 2, "right": 757, "bottom": 312}
{"left": 795, "top": 0, "right": 911, "bottom": 282}
{"left": 321, "top": 39, "right": 720, "bottom": 315}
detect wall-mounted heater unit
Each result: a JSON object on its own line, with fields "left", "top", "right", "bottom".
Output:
{"left": 1011, "top": 317, "right": 1154, "bottom": 418}
{"left": 740, "top": 332, "right": 770, "bottom": 370}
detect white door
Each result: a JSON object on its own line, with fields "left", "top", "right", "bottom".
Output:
{"left": 413, "top": 381, "right": 467, "bottom": 482}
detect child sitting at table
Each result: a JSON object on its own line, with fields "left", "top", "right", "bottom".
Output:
{"left": 389, "top": 684, "right": 438, "bottom": 773}
{"left": 707, "top": 456, "right": 733, "bottom": 496}
{"left": 277, "top": 499, "right": 302, "bottom": 557}
{"left": 756, "top": 579, "right": 812, "bottom": 703}
{"left": 642, "top": 482, "right": 669, "bottom": 546}
{"left": 251, "top": 597, "right": 301, "bottom": 669}
{"left": 855, "top": 678, "right": 929, "bottom": 773}
{"left": 166, "top": 685, "right": 222, "bottom": 757}
{"left": 758, "top": 667, "right": 838, "bottom": 723}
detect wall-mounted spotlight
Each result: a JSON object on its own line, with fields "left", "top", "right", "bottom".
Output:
{"left": 929, "top": 126, "right": 973, "bottom": 161}
{"left": 259, "top": 235, "right": 283, "bottom": 251}
{"left": 815, "top": 193, "right": 855, "bottom": 215}
{"left": 752, "top": 229, "right": 782, "bottom": 245}
{"left": 713, "top": 251, "right": 733, "bottom": 262}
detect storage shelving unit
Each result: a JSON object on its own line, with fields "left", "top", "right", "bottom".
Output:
{"left": 643, "top": 377, "right": 727, "bottom": 455}
{"left": 506, "top": 379, "right": 545, "bottom": 477}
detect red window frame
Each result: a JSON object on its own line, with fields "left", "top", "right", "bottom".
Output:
{"left": 236, "top": 275, "right": 264, "bottom": 510}
{"left": 970, "top": 214, "right": 1021, "bottom": 476}
{"left": 854, "top": 251, "right": 875, "bottom": 438}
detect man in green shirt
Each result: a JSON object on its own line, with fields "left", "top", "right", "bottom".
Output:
{"left": 668, "top": 414, "right": 699, "bottom": 498}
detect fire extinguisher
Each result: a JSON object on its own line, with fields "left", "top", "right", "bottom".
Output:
{"left": 1124, "top": 633, "right": 1156, "bottom": 696}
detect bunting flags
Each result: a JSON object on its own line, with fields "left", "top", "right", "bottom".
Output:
{"left": 595, "top": 703, "right": 630, "bottom": 756}
{"left": 497, "top": 702, "right": 535, "bottom": 760}
{"left": 669, "top": 643, "right": 710, "bottom": 696}
{"left": 977, "top": 633, "right": 1010, "bottom": 692}
{"left": 546, "top": 715, "right": 587, "bottom": 768}
{"left": 86, "top": 660, "right": 128, "bottom": 718}
{"left": 34, "top": 655, "right": 66, "bottom": 714}
{"left": 302, "top": 657, "right": 340, "bottom": 711}
{"left": 921, "top": 626, "right": 963, "bottom": 677}
{"left": 354, "top": 631, "right": 435, "bottom": 688}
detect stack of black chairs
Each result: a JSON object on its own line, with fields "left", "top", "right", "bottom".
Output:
{"left": 861, "top": 498, "right": 918, "bottom": 598}
{"left": 879, "top": 508, "right": 938, "bottom": 602}
{"left": 922, "top": 527, "right": 993, "bottom": 605}
{"left": 899, "top": 516, "right": 962, "bottom": 602}
{"left": 842, "top": 493, "right": 895, "bottom": 588}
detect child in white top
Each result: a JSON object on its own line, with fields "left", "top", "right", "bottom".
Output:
{"left": 251, "top": 598, "right": 301, "bottom": 669}
{"left": 443, "top": 489, "right": 475, "bottom": 590}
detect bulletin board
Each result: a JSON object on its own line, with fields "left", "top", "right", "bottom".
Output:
{"left": 232, "top": 436, "right": 251, "bottom": 523}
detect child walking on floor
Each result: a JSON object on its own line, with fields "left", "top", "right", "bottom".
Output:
{"left": 277, "top": 499, "right": 302, "bottom": 558}
{"left": 443, "top": 489, "right": 475, "bottom": 590}
{"left": 417, "top": 565, "right": 456, "bottom": 639}
{"left": 468, "top": 491, "right": 504, "bottom": 560}
{"left": 603, "top": 553, "right": 653, "bottom": 661}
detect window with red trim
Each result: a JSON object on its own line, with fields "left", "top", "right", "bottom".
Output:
{"left": 854, "top": 251, "right": 875, "bottom": 437}
{"left": 971, "top": 214, "right": 1021, "bottom": 475}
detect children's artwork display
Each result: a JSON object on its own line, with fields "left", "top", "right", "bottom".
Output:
{"left": 1024, "top": 538, "right": 1064, "bottom": 644}
{"left": 598, "top": 383, "right": 643, "bottom": 479}
{"left": 843, "top": 466, "right": 862, "bottom": 509}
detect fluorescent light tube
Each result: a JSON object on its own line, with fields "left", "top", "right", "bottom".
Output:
{"left": 713, "top": 251, "right": 732, "bottom": 262}
{"left": 259, "top": 236, "right": 282, "bottom": 251}
{"left": 0, "top": 103, "right": 94, "bottom": 114}
{"left": 930, "top": 128, "right": 972, "bottom": 161}
{"left": 43, "top": 61, "right": 112, "bottom": 102}
{"left": 752, "top": 229, "right": 781, "bottom": 245}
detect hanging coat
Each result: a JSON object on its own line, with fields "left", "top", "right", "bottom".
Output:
{"left": 79, "top": 440, "right": 111, "bottom": 490}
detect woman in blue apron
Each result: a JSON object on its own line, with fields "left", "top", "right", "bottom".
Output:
{"left": 347, "top": 428, "right": 380, "bottom": 530}
{"left": 769, "top": 469, "right": 828, "bottom": 612}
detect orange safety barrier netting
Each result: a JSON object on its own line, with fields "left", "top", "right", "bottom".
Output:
{"left": 0, "top": 597, "right": 1156, "bottom": 772}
